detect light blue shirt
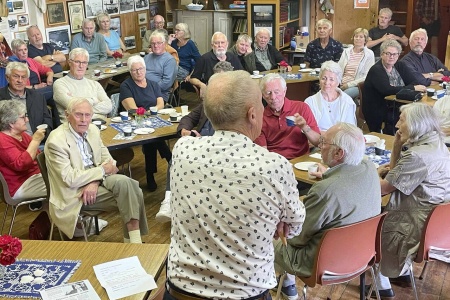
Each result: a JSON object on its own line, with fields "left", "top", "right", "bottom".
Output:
{"left": 71, "top": 32, "right": 107, "bottom": 64}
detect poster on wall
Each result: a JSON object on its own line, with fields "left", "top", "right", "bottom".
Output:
{"left": 354, "top": 0, "right": 369, "bottom": 9}
{"left": 103, "top": 0, "right": 119, "bottom": 15}
{"left": 67, "top": 1, "right": 85, "bottom": 34}
{"left": 124, "top": 36, "right": 136, "bottom": 49}
{"left": 85, "top": 0, "right": 103, "bottom": 18}
{"left": 11, "top": 0, "right": 25, "bottom": 14}
{"left": 119, "top": 0, "right": 134, "bottom": 14}
{"left": 134, "top": 0, "right": 148, "bottom": 12}
{"left": 46, "top": 25, "right": 71, "bottom": 54}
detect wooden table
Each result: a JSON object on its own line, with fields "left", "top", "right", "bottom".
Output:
{"left": 1, "top": 240, "right": 169, "bottom": 300}
{"left": 101, "top": 116, "right": 179, "bottom": 150}
{"left": 290, "top": 132, "right": 394, "bottom": 205}
{"left": 385, "top": 84, "right": 441, "bottom": 106}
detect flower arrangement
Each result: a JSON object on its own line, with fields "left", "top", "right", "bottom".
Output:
{"left": 279, "top": 61, "right": 289, "bottom": 67}
{"left": 136, "top": 107, "right": 146, "bottom": 116}
{"left": 442, "top": 76, "right": 450, "bottom": 83}
{"left": 111, "top": 51, "right": 123, "bottom": 60}
{"left": 0, "top": 235, "right": 22, "bottom": 266}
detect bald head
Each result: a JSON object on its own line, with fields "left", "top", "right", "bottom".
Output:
{"left": 153, "top": 15, "right": 165, "bottom": 29}
{"left": 204, "top": 70, "right": 263, "bottom": 140}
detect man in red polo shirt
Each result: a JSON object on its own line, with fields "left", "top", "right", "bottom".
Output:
{"left": 255, "top": 73, "right": 320, "bottom": 159}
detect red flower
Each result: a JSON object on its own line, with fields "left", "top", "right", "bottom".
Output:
{"left": 442, "top": 76, "right": 450, "bottom": 83}
{"left": 0, "top": 235, "right": 22, "bottom": 266}
{"left": 279, "top": 61, "right": 289, "bottom": 67}
{"left": 112, "top": 51, "right": 123, "bottom": 59}
{"left": 136, "top": 107, "right": 146, "bottom": 116}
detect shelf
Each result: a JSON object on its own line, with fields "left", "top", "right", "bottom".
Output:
{"left": 279, "top": 17, "right": 300, "bottom": 27}
{"left": 392, "top": 11, "right": 407, "bottom": 14}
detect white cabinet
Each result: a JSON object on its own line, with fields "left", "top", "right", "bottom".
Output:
{"left": 174, "top": 10, "right": 233, "bottom": 54}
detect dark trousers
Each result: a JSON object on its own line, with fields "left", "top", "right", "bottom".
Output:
{"left": 143, "top": 141, "right": 172, "bottom": 180}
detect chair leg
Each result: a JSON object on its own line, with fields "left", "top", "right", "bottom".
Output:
{"left": 409, "top": 264, "right": 419, "bottom": 300}
{"left": 360, "top": 272, "right": 366, "bottom": 300}
{"left": 8, "top": 206, "right": 19, "bottom": 235}
{"left": 94, "top": 216, "right": 99, "bottom": 235}
{"left": 419, "top": 261, "right": 429, "bottom": 280}
{"left": 1, "top": 204, "right": 9, "bottom": 234}
{"left": 49, "top": 222, "right": 55, "bottom": 241}
{"left": 302, "top": 284, "right": 307, "bottom": 300}
{"left": 78, "top": 215, "right": 88, "bottom": 242}
{"left": 275, "top": 272, "right": 286, "bottom": 300}
{"left": 369, "top": 266, "right": 381, "bottom": 300}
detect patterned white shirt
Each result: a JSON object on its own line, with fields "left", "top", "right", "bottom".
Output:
{"left": 168, "top": 130, "right": 305, "bottom": 298}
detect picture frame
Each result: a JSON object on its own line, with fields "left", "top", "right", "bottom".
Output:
{"left": 17, "top": 14, "right": 29, "bottom": 27}
{"left": 134, "top": 0, "right": 149, "bottom": 12}
{"left": 119, "top": 0, "right": 134, "bottom": 14}
{"left": 138, "top": 12, "right": 147, "bottom": 25}
{"left": 47, "top": 2, "right": 67, "bottom": 26}
{"left": 12, "top": 1, "right": 25, "bottom": 14}
{"left": 46, "top": 25, "right": 71, "bottom": 54}
{"left": 124, "top": 36, "right": 136, "bottom": 50}
{"left": 110, "top": 17, "right": 121, "bottom": 37}
{"left": 14, "top": 31, "right": 27, "bottom": 41}
{"left": 140, "top": 25, "right": 147, "bottom": 38}
{"left": 103, "top": 0, "right": 119, "bottom": 15}
{"left": 67, "top": 1, "right": 85, "bottom": 33}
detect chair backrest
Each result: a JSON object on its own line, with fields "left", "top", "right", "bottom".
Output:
{"left": 109, "top": 93, "right": 120, "bottom": 118}
{"left": 36, "top": 152, "right": 50, "bottom": 199}
{"left": 310, "top": 212, "right": 387, "bottom": 285}
{"left": 0, "top": 172, "right": 13, "bottom": 205}
{"left": 357, "top": 81, "right": 365, "bottom": 120}
{"left": 416, "top": 203, "right": 450, "bottom": 263}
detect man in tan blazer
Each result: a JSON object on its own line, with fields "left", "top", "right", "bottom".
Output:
{"left": 44, "top": 98, "right": 148, "bottom": 243}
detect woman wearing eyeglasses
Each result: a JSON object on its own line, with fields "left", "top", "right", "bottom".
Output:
{"left": 363, "top": 40, "right": 426, "bottom": 135}
{"left": 169, "top": 23, "right": 200, "bottom": 81}
{"left": 0, "top": 100, "right": 46, "bottom": 210}
{"left": 119, "top": 55, "right": 170, "bottom": 191}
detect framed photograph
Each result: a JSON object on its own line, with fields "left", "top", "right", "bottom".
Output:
{"left": 17, "top": 14, "right": 29, "bottom": 27}
{"left": 140, "top": 25, "right": 147, "bottom": 38}
{"left": 119, "top": 0, "right": 134, "bottom": 14}
{"left": 47, "top": 2, "right": 67, "bottom": 26}
{"left": 67, "top": 1, "right": 85, "bottom": 33}
{"left": 110, "top": 17, "right": 121, "bottom": 37}
{"left": 138, "top": 12, "right": 147, "bottom": 25}
{"left": 124, "top": 36, "right": 136, "bottom": 50}
{"left": 12, "top": 1, "right": 25, "bottom": 14}
{"left": 7, "top": 2, "right": 13, "bottom": 13}
{"left": 46, "top": 25, "right": 71, "bottom": 54}
{"left": 8, "top": 15, "right": 18, "bottom": 32}
{"left": 103, "top": 0, "right": 119, "bottom": 15}
{"left": 134, "top": 0, "right": 148, "bottom": 12}
{"left": 149, "top": 3, "right": 158, "bottom": 17}
{"left": 85, "top": 0, "right": 103, "bottom": 18}
{"left": 14, "top": 31, "right": 27, "bottom": 41}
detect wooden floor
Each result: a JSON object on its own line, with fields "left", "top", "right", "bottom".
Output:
{"left": 1, "top": 89, "right": 449, "bottom": 299}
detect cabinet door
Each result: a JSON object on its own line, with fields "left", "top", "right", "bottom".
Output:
{"left": 175, "top": 11, "right": 213, "bottom": 54}
{"left": 214, "top": 12, "right": 233, "bottom": 44}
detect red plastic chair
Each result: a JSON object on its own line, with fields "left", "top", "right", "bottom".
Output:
{"left": 296, "top": 212, "right": 387, "bottom": 300}
{"left": 408, "top": 203, "right": 450, "bottom": 300}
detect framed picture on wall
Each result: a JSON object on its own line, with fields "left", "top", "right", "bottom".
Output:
{"left": 124, "top": 36, "right": 136, "bottom": 50}
{"left": 14, "top": 31, "right": 27, "bottom": 41}
{"left": 138, "top": 12, "right": 147, "bottom": 25}
{"left": 17, "top": 14, "right": 29, "bottom": 27}
{"left": 119, "top": 0, "right": 134, "bottom": 14}
{"left": 47, "top": 2, "right": 67, "bottom": 26}
{"left": 134, "top": 0, "right": 149, "bottom": 12}
{"left": 67, "top": 1, "right": 85, "bottom": 33}
{"left": 140, "top": 25, "right": 147, "bottom": 38}
{"left": 110, "top": 17, "right": 121, "bottom": 37}
{"left": 46, "top": 25, "right": 71, "bottom": 54}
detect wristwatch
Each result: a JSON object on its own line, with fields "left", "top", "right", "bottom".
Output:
{"left": 301, "top": 125, "right": 311, "bottom": 134}
{"left": 429, "top": 72, "right": 433, "bottom": 79}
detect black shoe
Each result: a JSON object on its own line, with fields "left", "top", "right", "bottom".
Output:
{"left": 389, "top": 274, "right": 412, "bottom": 287}
{"left": 365, "top": 285, "right": 395, "bottom": 300}
{"left": 29, "top": 201, "right": 43, "bottom": 211}
{"left": 147, "top": 175, "right": 157, "bottom": 192}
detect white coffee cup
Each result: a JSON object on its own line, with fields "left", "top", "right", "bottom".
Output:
{"left": 181, "top": 105, "right": 188, "bottom": 116}
{"left": 170, "top": 112, "right": 178, "bottom": 121}
{"left": 300, "top": 63, "right": 306, "bottom": 69}
{"left": 140, "top": 51, "right": 146, "bottom": 57}
{"left": 94, "top": 69, "right": 101, "bottom": 76}
{"left": 150, "top": 106, "right": 158, "bottom": 115}
{"left": 253, "top": 70, "right": 260, "bottom": 76}
{"left": 93, "top": 120, "right": 102, "bottom": 129}
{"left": 308, "top": 164, "right": 318, "bottom": 179}
{"left": 120, "top": 111, "right": 128, "bottom": 121}
{"left": 36, "top": 124, "right": 48, "bottom": 130}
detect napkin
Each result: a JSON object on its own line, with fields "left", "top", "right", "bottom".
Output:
{"left": 309, "top": 153, "right": 322, "bottom": 159}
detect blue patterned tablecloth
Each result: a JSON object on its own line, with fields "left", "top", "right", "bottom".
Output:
{"left": 365, "top": 147, "right": 391, "bottom": 166}
{"left": 110, "top": 116, "right": 172, "bottom": 133}
{"left": 0, "top": 259, "right": 80, "bottom": 298}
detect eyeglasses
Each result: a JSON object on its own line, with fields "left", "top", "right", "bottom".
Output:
{"left": 263, "top": 89, "right": 283, "bottom": 97}
{"left": 318, "top": 136, "right": 336, "bottom": 147}
{"left": 150, "top": 41, "right": 164, "bottom": 47}
{"left": 71, "top": 60, "right": 89, "bottom": 66}
{"left": 73, "top": 112, "right": 92, "bottom": 119}
{"left": 18, "top": 113, "right": 28, "bottom": 121}
{"left": 154, "top": 21, "right": 165, "bottom": 25}
{"left": 383, "top": 52, "right": 399, "bottom": 57}
{"left": 131, "top": 67, "right": 145, "bottom": 73}
{"left": 213, "top": 41, "right": 227, "bottom": 46}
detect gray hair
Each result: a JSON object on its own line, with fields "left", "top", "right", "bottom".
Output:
{"left": 96, "top": 12, "right": 110, "bottom": 26}
{"left": 175, "top": 23, "right": 191, "bottom": 39}
{"left": 211, "top": 32, "right": 227, "bottom": 44}
{"left": 69, "top": 48, "right": 89, "bottom": 61}
{"left": 236, "top": 34, "right": 252, "bottom": 44}
{"left": 0, "top": 100, "right": 26, "bottom": 131}
{"left": 319, "top": 60, "right": 343, "bottom": 84}
{"left": 409, "top": 28, "right": 428, "bottom": 44}
{"left": 317, "top": 19, "right": 332, "bottom": 29}
{"left": 11, "top": 39, "right": 27, "bottom": 52}
{"left": 379, "top": 7, "right": 393, "bottom": 18}
{"left": 204, "top": 70, "right": 259, "bottom": 129}
{"left": 259, "top": 73, "right": 287, "bottom": 92}
{"left": 26, "top": 24, "right": 40, "bottom": 37}
{"left": 213, "top": 61, "right": 234, "bottom": 73}
{"left": 255, "top": 28, "right": 271, "bottom": 38}
{"left": 127, "top": 55, "right": 145, "bottom": 72}
{"left": 66, "top": 98, "right": 93, "bottom": 114}
{"left": 380, "top": 39, "right": 402, "bottom": 54}
{"left": 331, "top": 123, "right": 365, "bottom": 165}
{"left": 353, "top": 28, "right": 369, "bottom": 43}
{"left": 400, "top": 102, "right": 443, "bottom": 143}
{"left": 82, "top": 18, "right": 95, "bottom": 27}
{"left": 6, "top": 62, "right": 30, "bottom": 78}
{"left": 150, "top": 29, "right": 168, "bottom": 43}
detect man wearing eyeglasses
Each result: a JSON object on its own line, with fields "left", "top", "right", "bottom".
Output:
{"left": 71, "top": 18, "right": 107, "bottom": 64}
{"left": 142, "top": 15, "right": 165, "bottom": 53}
{"left": 398, "top": 28, "right": 450, "bottom": 87}
{"left": 254, "top": 73, "right": 320, "bottom": 160}
{"left": 53, "top": 48, "right": 112, "bottom": 122}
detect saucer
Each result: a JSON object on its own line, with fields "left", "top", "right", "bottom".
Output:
{"left": 250, "top": 74, "right": 264, "bottom": 79}
{"left": 100, "top": 125, "right": 107, "bottom": 131}
{"left": 134, "top": 128, "right": 155, "bottom": 134}
{"left": 294, "top": 161, "right": 317, "bottom": 171}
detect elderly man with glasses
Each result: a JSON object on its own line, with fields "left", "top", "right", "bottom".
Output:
{"left": 71, "top": 18, "right": 107, "bottom": 64}
{"left": 254, "top": 73, "right": 320, "bottom": 160}
{"left": 142, "top": 15, "right": 166, "bottom": 53}
{"left": 53, "top": 48, "right": 112, "bottom": 122}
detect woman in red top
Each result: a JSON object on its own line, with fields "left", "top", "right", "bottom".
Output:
{"left": 0, "top": 100, "right": 46, "bottom": 210}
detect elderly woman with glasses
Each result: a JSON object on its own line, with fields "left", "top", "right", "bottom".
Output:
{"left": 305, "top": 60, "right": 356, "bottom": 132}
{"left": 169, "top": 23, "right": 200, "bottom": 81}
{"left": 0, "top": 100, "right": 46, "bottom": 210}
{"left": 363, "top": 40, "right": 426, "bottom": 135}
{"left": 372, "top": 103, "right": 450, "bottom": 298}
{"left": 119, "top": 55, "right": 171, "bottom": 192}
{"left": 96, "top": 12, "right": 128, "bottom": 57}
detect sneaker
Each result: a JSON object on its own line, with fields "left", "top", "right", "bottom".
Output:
{"left": 29, "top": 201, "right": 43, "bottom": 211}
{"left": 73, "top": 218, "right": 108, "bottom": 238}
{"left": 389, "top": 274, "right": 412, "bottom": 287}
{"left": 280, "top": 284, "right": 299, "bottom": 300}
{"left": 155, "top": 197, "right": 171, "bottom": 223}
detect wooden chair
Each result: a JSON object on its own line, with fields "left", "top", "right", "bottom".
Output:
{"left": 407, "top": 203, "right": 450, "bottom": 300}
{"left": 36, "top": 152, "right": 102, "bottom": 241}
{"left": 0, "top": 172, "right": 46, "bottom": 235}
{"left": 291, "top": 213, "right": 387, "bottom": 300}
